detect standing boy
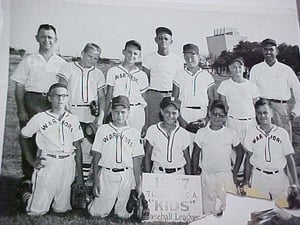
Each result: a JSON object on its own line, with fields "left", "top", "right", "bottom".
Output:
{"left": 11, "top": 24, "right": 66, "bottom": 185}
{"left": 173, "top": 43, "right": 215, "bottom": 132}
{"left": 244, "top": 99, "right": 299, "bottom": 207}
{"left": 192, "top": 100, "right": 244, "bottom": 216}
{"left": 88, "top": 95, "right": 144, "bottom": 219}
{"left": 58, "top": 43, "right": 106, "bottom": 184}
{"left": 143, "top": 27, "right": 182, "bottom": 127}
{"left": 20, "top": 83, "right": 84, "bottom": 215}
{"left": 105, "top": 40, "right": 149, "bottom": 135}
{"left": 144, "top": 97, "right": 192, "bottom": 175}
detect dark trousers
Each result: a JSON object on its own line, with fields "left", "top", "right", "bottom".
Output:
{"left": 20, "top": 92, "right": 51, "bottom": 180}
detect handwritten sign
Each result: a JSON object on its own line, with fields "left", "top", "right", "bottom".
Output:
{"left": 142, "top": 173, "right": 203, "bottom": 222}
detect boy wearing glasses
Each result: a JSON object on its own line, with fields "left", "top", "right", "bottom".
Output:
{"left": 20, "top": 83, "right": 84, "bottom": 215}
{"left": 192, "top": 100, "right": 244, "bottom": 216}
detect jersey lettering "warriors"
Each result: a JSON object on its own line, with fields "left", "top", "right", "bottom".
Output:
{"left": 21, "top": 110, "right": 84, "bottom": 153}
{"left": 92, "top": 123, "right": 144, "bottom": 168}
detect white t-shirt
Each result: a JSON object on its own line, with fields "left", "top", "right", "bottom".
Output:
{"left": 250, "top": 60, "right": 300, "bottom": 115}
{"left": 217, "top": 78, "right": 260, "bottom": 118}
{"left": 11, "top": 53, "right": 66, "bottom": 93}
{"left": 143, "top": 51, "right": 182, "bottom": 91}
{"left": 244, "top": 125, "right": 294, "bottom": 170}
{"left": 92, "top": 123, "right": 144, "bottom": 168}
{"left": 21, "top": 110, "right": 84, "bottom": 154}
{"left": 106, "top": 64, "right": 149, "bottom": 106}
{"left": 173, "top": 67, "right": 214, "bottom": 108}
{"left": 145, "top": 122, "right": 192, "bottom": 168}
{"left": 194, "top": 126, "right": 240, "bottom": 173}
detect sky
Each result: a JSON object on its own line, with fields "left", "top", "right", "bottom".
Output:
{"left": 10, "top": 0, "right": 300, "bottom": 59}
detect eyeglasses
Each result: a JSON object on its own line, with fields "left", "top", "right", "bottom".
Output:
{"left": 211, "top": 112, "right": 225, "bottom": 118}
{"left": 52, "top": 94, "right": 69, "bottom": 98}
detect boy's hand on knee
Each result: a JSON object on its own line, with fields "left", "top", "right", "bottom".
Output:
{"left": 33, "top": 157, "right": 46, "bottom": 170}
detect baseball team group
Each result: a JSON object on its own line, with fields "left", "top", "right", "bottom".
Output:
{"left": 11, "top": 23, "right": 300, "bottom": 219}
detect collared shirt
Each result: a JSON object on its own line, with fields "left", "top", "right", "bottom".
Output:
{"left": 194, "top": 126, "right": 240, "bottom": 173}
{"left": 218, "top": 78, "right": 260, "bottom": 118}
{"left": 244, "top": 125, "right": 294, "bottom": 170}
{"left": 21, "top": 110, "right": 84, "bottom": 153}
{"left": 11, "top": 53, "right": 66, "bottom": 93}
{"left": 92, "top": 123, "right": 144, "bottom": 169}
{"left": 250, "top": 60, "right": 300, "bottom": 115}
{"left": 106, "top": 64, "right": 149, "bottom": 106}
{"left": 173, "top": 67, "right": 215, "bottom": 108}
{"left": 143, "top": 51, "right": 183, "bottom": 91}
{"left": 145, "top": 122, "right": 192, "bottom": 168}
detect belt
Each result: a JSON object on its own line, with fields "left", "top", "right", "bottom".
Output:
{"left": 130, "top": 103, "right": 142, "bottom": 106}
{"left": 149, "top": 89, "right": 172, "bottom": 94}
{"left": 185, "top": 106, "right": 202, "bottom": 109}
{"left": 71, "top": 104, "right": 90, "bottom": 107}
{"left": 106, "top": 167, "right": 128, "bottom": 172}
{"left": 159, "top": 167, "right": 182, "bottom": 174}
{"left": 26, "top": 91, "right": 48, "bottom": 97}
{"left": 46, "top": 153, "right": 72, "bottom": 159}
{"left": 229, "top": 116, "right": 254, "bottom": 121}
{"left": 256, "top": 167, "right": 279, "bottom": 175}
{"left": 268, "top": 99, "right": 287, "bottom": 104}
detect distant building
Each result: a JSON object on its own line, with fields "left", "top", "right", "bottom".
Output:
{"left": 206, "top": 28, "right": 247, "bottom": 58}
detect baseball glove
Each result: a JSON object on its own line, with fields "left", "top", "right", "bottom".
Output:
{"left": 185, "top": 121, "right": 203, "bottom": 133}
{"left": 71, "top": 182, "right": 87, "bottom": 209}
{"left": 287, "top": 185, "right": 300, "bottom": 209}
{"left": 90, "top": 100, "right": 99, "bottom": 117}
{"left": 127, "top": 190, "right": 150, "bottom": 221}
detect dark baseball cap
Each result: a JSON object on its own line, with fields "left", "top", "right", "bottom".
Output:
{"left": 229, "top": 56, "right": 244, "bottom": 65}
{"left": 125, "top": 40, "right": 141, "bottom": 51}
{"left": 112, "top": 95, "right": 130, "bottom": 108}
{"left": 261, "top": 38, "right": 277, "bottom": 47}
{"left": 155, "top": 27, "right": 172, "bottom": 36}
{"left": 183, "top": 43, "right": 199, "bottom": 54}
{"left": 160, "top": 97, "right": 181, "bottom": 110}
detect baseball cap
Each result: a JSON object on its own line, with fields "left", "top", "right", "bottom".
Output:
{"left": 261, "top": 38, "right": 277, "bottom": 47}
{"left": 112, "top": 95, "right": 130, "bottom": 108}
{"left": 229, "top": 56, "right": 244, "bottom": 65}
{"left": 160, "top": 97, "right": 181, "bottom": 110}
{"left": 155, "top": 27, "right": 172, "bottom": 36}
{"left": 183, "top": 43, "right": 199, "bottom": 54}
{"left": 48, "top": 83, "right": 68, "bottom": 96}
{"left": 125, "top": 40, "right": 141, "bottom": 51}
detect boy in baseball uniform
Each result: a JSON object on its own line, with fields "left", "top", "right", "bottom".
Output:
{"left": 144, "top": 97, "right": 192, "bottom": 175}
{"left": 244, "top": 99, "right": 299, "bottom": 207}
{"left": 192, "top": 100, "right": 244, "bottom": 216}
{"left": 173, "top": 43, "right": 215, "bottom": 131}
{"left": 143, "top": 27, "right": 183, "bottom": 127}
{"left": 105, "top": 40, "right": 149, "bottom": 135}
{"left": 20, "top": 83, "right": 84, "bottom": 215}
{"left": 88, "top": 95, "right": 144, "bottom": 218}
{"left": 58, "top": 43, "right": 106, "bottom": 186}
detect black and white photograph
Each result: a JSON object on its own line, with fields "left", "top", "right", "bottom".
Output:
{"left": 1, "top": 0, "right": 300, "bottom": 224}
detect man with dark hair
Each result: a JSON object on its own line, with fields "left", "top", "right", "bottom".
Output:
{"left": 11, "top": 24, "right": 66, "bottom": 188}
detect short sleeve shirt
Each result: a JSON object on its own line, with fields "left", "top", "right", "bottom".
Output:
{"left": 11, "top": 53, "right": 66, "bottom": 93}
{"left": 92, "top": 123, "right": 144, "bottom": 168}
{"left": 194, "top": 126, "right": 240, "bottom": 172}
{"left": 244, "top": 125, "right": 294, "bottom": 170}
{"left": 145, "top": 122, "right": 192, "bottom": 168}
{"left": 21, "top": 110, "right": 84, "bottom": 153}
{"left": 106, "top": 65, "right": 149, "bottom": 106}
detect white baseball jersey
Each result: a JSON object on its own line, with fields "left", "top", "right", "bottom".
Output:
{"left": 217, "top": 78, "right": 260, "bottom": 119}
{"left": 106, "top": 64, "right": 149, "bottom": 106}
{"left": 21, "top": 110, "right": 84, "bottom": 154}
{"left": 145, "top": 122, "right": 192, "bottom": 168}
{"left": 143, "top": 51, "right": 182, "bottom": 91}
{"left": 250, "top": 60, "right": 300, "bottom": 115}
{"left": 194, "top": 126, "right": 240, "bottom": 173}
{"left": 92, "top": 123, "right": 144, "bottom": 169}
{"left": 11, "top": 53, "right": 66, "bottom": 93}
{"left": 244, "top": 125, "right": 294, "bottom": 171}
{"left": 57, "top": 61, "right": 106, "bottom": 123}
